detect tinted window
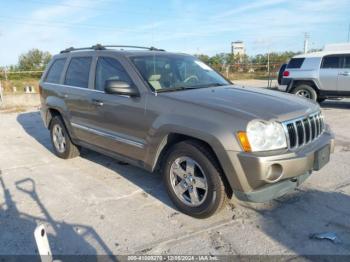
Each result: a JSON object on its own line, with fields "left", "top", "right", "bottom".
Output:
{"left": 45, "top": 58, "right": 66, "bottom": 84}
{"left": 286, "top": 58, "right": 305, "bottom": 69}
{"left": 65, "top": 57, "right": 92, "bottom": 88}
{"left": 95, "top": 57, "right": 132, "bottom": 91}
{"left": 344, "top": 56, "right": 350, "bottom": 68}
{"left": 321, "top": 56, "right": 341, "bottom": 69}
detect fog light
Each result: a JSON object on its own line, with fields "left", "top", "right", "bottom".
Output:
{"left": 266, "top": 164, "right": 283, "bottom": 183}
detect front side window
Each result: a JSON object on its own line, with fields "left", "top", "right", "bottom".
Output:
{"left": 131, "top": 55, "right": 229, "bottom": 91}
{"left": 321, "top": 56, "right": 341, "bottom": 69}
{"left": 45, "top": 58, "right": 66, "bottom": 84}
{"left": 65, "top": 57, "right": 92, "bottom": 88}
{"left": 95, "top": 57, "right": 132, "bottom": 91}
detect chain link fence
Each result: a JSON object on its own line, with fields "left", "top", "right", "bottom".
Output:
{"left": 0, "top": 70, "right": 43, "bottom": 94}
{"left": 0, "top": 61, "right": 284, "bottom": 94}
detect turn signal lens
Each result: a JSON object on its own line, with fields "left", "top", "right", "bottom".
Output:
{"left": 237, "top": 131, "right": 252, "bottom": 152}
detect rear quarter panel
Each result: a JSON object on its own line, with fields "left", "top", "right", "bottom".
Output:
{"left": 285, "top": 57, "right": 322, "bottom": 90}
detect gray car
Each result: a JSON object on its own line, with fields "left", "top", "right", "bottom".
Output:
{"left": 279, "top": 49, "right": 350, "bottom": 102}
{"left": 39, "top": 45, "right": 335, "bottom": 218}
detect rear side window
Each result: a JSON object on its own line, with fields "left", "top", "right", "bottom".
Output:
{"left": 95, "top": 57, "right": 132, "bottom": 91}
{"left": 344, "top": 56, "right": 350, "bottom": 68}
{"left": 321, "top": 56, "right": 341, "bottom": 69}
{"left": 286, "top": 58, "right": 305, "bottom": 69}
{"left": 65, "top": 57, "right": 92, "bottom": 88}
{"left": 45, "top": 58, "right": 66, "bottom": 84}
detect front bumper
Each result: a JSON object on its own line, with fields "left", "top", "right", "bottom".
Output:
{"left": 228, "top": 130, "right": 335, "bottom": 202}
{"left": 234, "top": 172, "right": 311, "bottom": 202}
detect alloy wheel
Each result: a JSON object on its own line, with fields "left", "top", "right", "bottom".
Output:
{"left": 169, "top": 156, "right": 208, "bottom": 207}
{"left": 295, "top": 89, "right": 311, "bottom": 99}
{"left": 52, "top": 124, "right": 66, "bottom": 153}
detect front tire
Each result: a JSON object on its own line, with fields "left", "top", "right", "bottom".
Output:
{"left": 292, "top": 84, "right": 317, "bottom": 101}
{"left": 50, "top": 116, "right": 80, "bottom": 159}
{"left": 163, "top": 141, "right": 227, "bottom": 218}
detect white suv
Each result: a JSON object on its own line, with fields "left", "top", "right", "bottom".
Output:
{"left": 279, "top": 49, "right": 350, "bottom": 103}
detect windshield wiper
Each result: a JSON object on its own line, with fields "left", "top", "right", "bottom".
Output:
{"left": 191, "top": 82, "right": 228, "bottom": 88}
{"left": 156, "top": 86, "right": 197, "bottom": 93}
{"left": 156, "top": 83, "right": 228, "bottom": 93}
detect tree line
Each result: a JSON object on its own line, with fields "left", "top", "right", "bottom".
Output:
{"left": 3, "top": 49, "right": 52, "bottom": 72}
{"left": 1, "top": 48, "right": 321, "bottom": 74}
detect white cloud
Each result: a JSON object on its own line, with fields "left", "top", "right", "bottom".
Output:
{"left": 212, "top": 0, "right": 288, "bottom": 19}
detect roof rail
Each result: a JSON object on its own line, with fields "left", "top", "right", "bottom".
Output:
{"left": 103, "top": 45, "right": 165, "bottom": 51}
{"left": 60, "top": 44, "right": 164, "bottom": 53}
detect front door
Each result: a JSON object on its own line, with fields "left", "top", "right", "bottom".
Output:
{"left": 319, "top": 55, "right": 342, "bottom": 91}
{"left": 337, "top": 55, "right": 350, "bottom": 92}
{"left": 86, "top": 56, "right": 149, "bottom": 161}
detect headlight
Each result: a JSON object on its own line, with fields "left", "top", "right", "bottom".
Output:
{"left": 238, "top": 120, "right": 287, "bottom": 152}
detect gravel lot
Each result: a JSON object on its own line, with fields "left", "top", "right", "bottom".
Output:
{"left": 0, "top": 97, "right": 350, "bottom": 257}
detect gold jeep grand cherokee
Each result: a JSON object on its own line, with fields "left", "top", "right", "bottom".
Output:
{"left": 39, "top": 44, "right": 335, "bottom": 218}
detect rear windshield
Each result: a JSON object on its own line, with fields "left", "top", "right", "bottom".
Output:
{"left": 287, "top": 58, "right": 305, "bottom": 69}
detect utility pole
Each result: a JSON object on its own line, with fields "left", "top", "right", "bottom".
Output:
{"left": 304, "top": 33, "right": 310, "bottom": 53}
{"left": 267, "top": 49, "right": 272, "bottom": 89}
{"left": 0, "top": 77, "right": 3, "bottom": 106}
{"left": 348, "top": 23, "right": 350, "bottom": 42}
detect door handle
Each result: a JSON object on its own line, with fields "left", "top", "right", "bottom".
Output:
{"left": 92, "top": 99, "right": 104, "bottom": 106}
{"left": 339, "top": 72, "right": 350, "bottom": 76}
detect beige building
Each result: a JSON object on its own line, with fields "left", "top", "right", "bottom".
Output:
{"left": 231, "top": 41, "right": 246, "bottom": 56}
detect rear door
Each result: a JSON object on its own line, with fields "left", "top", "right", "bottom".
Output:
{"left": 319, "top": 55, "right": 342, "bottom": 91}
{"left": 63, "top": 55, "right": 96, "bottom": 142}
{"left": 86, "top": 55, "right": 148, "bottom": 161}
{"left": 337, "top": 55, "right": 350, "bottom": 92}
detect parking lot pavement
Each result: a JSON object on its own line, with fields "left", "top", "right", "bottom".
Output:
{"left": 0, "top": 99, "right": 350, "bottom": 256}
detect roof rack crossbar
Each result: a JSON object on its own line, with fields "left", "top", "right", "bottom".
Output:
{"left": 60, "top": 44, "right": 164, "bottom": 53}
{"left": 60, "top": 44, "right": 106, "bottom": 53}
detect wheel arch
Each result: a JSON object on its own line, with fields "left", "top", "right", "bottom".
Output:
{"left": 287, "top": 79, "right": 321, "bottom": 94}
{"left": 47, "top": 108, "right": 62, "bottom": 128}
{"left": 152, "top": 132, "right": 233, "bottom": 198}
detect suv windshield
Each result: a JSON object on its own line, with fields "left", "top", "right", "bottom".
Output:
{"left": 131, "top": 54, "right": 229, "bottom": 92}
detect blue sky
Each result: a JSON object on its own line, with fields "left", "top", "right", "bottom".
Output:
{"left": 0, "top": 0, "right": 349, "bottom": 66}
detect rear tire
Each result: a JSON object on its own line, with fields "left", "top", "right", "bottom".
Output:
{"left": 50, "top": 116, "right": 80, "bottom": 159}
{"left": 163, "top": 140, "right": 227, "bottom": 218}
{"left": 292, "top": 84, "right": 317, "bottom": 101}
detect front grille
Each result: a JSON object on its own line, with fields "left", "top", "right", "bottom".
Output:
{"left": 283, "top": 112, "right": 324, "bottom": 149}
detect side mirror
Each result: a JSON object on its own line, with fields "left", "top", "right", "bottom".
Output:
{"left": 104, "top": 80, "right": 139, "bottom": 97}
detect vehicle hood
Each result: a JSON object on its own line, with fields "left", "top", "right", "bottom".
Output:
{"left": 161, "top": 85, "right": 319, "bottom": 121}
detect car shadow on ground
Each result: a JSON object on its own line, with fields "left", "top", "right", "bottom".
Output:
{"left": 320, "top": 100, "right": 350, "bottom": 110}
{"left": 16, "top": 111, "right": 174, "bottom": 211}
{"left": 0, "top": 173, "right": 116, "bottom": 261}
{"left": 243, "top": 188, "right": 350, "bottom": 257}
